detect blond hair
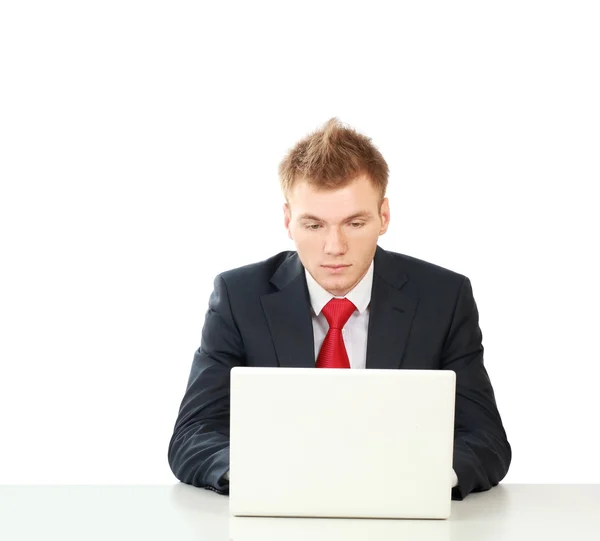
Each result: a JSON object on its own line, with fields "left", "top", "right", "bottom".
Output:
{"left": 278, "top": 118, "right": 389, "bottom": 205}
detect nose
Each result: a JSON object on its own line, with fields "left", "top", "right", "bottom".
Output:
{"left": 324, "top": 227, "right": 347, "bottom": 256}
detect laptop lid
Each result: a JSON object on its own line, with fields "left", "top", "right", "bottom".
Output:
{"left": 229, "top": 367, "right": 456, "bottom": 519}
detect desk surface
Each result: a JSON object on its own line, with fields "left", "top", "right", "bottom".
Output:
{"left": 1, "top": 484, "right": 599, "bottom": 540}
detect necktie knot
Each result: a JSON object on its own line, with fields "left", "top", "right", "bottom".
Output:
{"left": 322, "top": 298, "right": 356, "bottom": 330}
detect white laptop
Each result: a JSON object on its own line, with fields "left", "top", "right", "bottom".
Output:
{"left": 229, "top": 367, "right": 456, "bottom": 519}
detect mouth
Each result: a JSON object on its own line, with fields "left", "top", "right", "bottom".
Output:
{"left": 322, "top": 264, "right": 351, "bottom": 273}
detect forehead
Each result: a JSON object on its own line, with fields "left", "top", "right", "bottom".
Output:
{"left": 288, "top": 178, "right": 379, "bottom": 224}
{"left": 288, "top": 175, "right": 379, "bottom": 206}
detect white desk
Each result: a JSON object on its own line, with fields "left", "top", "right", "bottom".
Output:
{"left": 1, "top": 485, "right": 599, "bottom": 540}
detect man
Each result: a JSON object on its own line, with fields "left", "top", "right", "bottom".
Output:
{"left": 168, "top": 118, "right": 511, "bottom": 500}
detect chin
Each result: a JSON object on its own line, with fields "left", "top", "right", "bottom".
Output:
{"left": 323, "top": 278, "right": 350, "bottom": 293}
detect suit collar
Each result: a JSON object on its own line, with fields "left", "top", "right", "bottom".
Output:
{"left": 269, "top": 251, "right": 305, "bottom": 291}
{"left": 262, "top": 246, "right": 418, "bottom": 370}
{"left": 372, "top": 244, "right": 408, "bottom": 290}
{"left": 269, "top": 246, "right": 402, "bottom": 291}
{"left": 366, "top": 246, "right": 418, "bottom": 369}
{"left": 262, "top": 253, "right": 315, "bottom": 368}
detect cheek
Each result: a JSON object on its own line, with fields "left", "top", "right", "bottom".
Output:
{"left": 294, "top": 230, "right": 319, "bottom": 248}
{"left": 293, "top": 237, "right": 320, "bottom": 264}
{"left": 358, "top": 227, "right": 380, "bottom": 244}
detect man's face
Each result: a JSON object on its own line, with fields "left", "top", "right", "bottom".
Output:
{"left": 284, "top": 175, "right": 390, "bottom": 297}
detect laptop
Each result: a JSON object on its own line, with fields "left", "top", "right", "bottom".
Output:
{"left": 229, "top": 366, "right": 456, "bottom": 519}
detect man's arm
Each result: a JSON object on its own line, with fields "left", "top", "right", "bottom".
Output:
{"left": 168, "top": 274, "right": 242, "bottom": 493}
{"left": 442, "top": 276, "right": 511, "bottom": 500}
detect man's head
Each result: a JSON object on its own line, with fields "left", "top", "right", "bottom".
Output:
{"left": 279, "top": 118, "right": 390, "bottom": 297}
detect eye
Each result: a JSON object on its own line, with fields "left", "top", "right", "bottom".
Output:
{"left": 306, "top": 224, "right": 321, "bottom": 230}
{"left": 349, "top": 222, "right": 364, "bottom": 228}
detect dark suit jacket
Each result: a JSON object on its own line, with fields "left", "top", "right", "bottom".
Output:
{"left": 168, "top": 245, "right": 511, "bottom": 500}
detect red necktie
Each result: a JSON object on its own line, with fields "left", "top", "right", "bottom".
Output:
{"left": 316, "top": 298, "right": 356, "bottom": 369}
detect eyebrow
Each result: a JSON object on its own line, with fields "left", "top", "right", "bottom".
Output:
{"left": 298, "top": 212, "right": 373, "bottom": 222}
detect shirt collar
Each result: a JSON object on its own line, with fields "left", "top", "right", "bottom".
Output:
{"left": 305, "top": 260, "right": 374, "bottom": 316}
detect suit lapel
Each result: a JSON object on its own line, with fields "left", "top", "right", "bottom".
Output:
{"left": 366, "top": 246, "right": 418, "bottom": 370}
{"left": 260, "top": 253, "right": 315, "bottom": 368}
{"left": 261, "top": 247, "right": 418, "bottom": 370}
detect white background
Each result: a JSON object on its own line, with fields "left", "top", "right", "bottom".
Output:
{"left": 1, "top": 1, "right": 598, "bottom": 484}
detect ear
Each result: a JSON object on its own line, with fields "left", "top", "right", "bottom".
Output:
{"left": 283, "top": 203, "right": 293, "bottom": 240}
{"left": 379, "top": 198, "right": 390, "bottom": 235}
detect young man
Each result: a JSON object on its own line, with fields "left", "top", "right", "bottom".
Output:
{"left": 168, "top": 118, "right": 511, "bottom": 500}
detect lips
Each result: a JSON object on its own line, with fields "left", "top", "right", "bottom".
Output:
{"left": 322, "top": 265, "right": 351, "bottom": 274}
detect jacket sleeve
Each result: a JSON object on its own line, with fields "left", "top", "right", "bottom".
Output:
{"left": 442, "top": 276, "right": 512, "bottom": 500}
{"left": 168, "top": 274, "right": 243, "bottom": 493}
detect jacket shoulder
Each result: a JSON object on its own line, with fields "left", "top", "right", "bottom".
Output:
{"left": 217, "top": 251, "right": 295, "bottom": 287}
{"left": 380, "top": 248, "right": 468, "bottom": 287}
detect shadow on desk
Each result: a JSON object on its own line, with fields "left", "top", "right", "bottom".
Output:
{"left": 168, "top": 483, "right": 227, "bottom": 515}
